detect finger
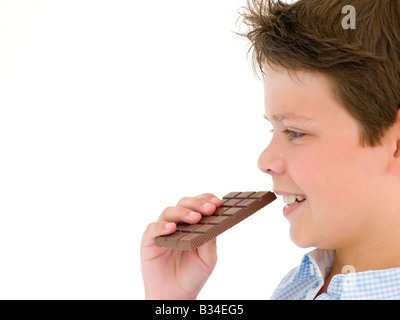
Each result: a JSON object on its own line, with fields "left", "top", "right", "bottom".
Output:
{"left": 175, "top": 196, "right": 218, "bottom": 216}
{"left": 195, "top": 193, "right": 222, "bottom": 207}
{"left": 158, "top": 206, "right": 202, "bottom": 224}
{"left": 196, "top": 238, "right": 218, "bottom": 269}
{"left": 141, "top": 221, "right": 176, "bottom": 248}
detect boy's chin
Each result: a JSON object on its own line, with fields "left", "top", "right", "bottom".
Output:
{"left": 289, "top": 227, "right": 316, "bottom": 249}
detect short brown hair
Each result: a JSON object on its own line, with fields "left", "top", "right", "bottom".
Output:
{"left": 239, "top": 0, "right": 400, "bottom": 146}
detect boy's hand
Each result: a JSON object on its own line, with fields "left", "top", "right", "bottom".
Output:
{"left": 140, "top": 193, "right": 221, "bottom": 300}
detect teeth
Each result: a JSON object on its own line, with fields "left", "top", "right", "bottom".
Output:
{"left": 283, "top": 195, "right": 306, "bottom": 206}
{"left": 283, "top": 195, "right": 296, "bottom": 204}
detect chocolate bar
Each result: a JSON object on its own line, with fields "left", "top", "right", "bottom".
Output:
{"left": 155, "top": 191, "right": 276, "bottom": 250}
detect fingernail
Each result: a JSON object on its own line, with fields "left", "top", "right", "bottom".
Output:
{"left": 189, "top": 211, "right": 198, "bottom": 217}
{"left": 210, "top": 197, "right": 220, "bottom": 205}
{"left": 164, "top": 222, "right": 174, "bottom": 230}
{"left": 203, "top": 203, "right": 214, "bottom": 210}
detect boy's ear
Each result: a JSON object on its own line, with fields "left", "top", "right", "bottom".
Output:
{"left": 389, "top": 108, "right": 400, "bottom": 175}
{"left": 394, "top": 139, "right": 400, "bottom": 158}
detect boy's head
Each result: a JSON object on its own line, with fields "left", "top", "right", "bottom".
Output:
{"left": 239, "top": 0, "right": 400, "bottom": 251}
{"left": 240, "top": 0, "right": 400, "bottom": 147}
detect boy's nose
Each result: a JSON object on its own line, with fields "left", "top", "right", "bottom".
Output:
{"left": 257, "top": 143, "right": 285, "bottom": 176}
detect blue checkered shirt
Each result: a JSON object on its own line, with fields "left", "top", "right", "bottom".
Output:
{"left": 271, "top": 249, "right": 400, "bottom": 300}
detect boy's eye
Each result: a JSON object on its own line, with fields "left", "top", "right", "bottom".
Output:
{"left": 282, "top": 129, "right": 305, "bottom": 140}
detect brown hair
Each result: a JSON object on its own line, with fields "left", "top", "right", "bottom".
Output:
{"left": 238, "top": 0, "right": 400, "bottom": 146}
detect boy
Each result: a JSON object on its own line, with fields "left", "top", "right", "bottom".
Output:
{"left": 141, "top": 0, "right": 400, "bottom": 299}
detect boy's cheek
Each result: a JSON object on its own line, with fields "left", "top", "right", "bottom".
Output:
{"left": 299, "top": 202, "right": 356, "bottom": 249}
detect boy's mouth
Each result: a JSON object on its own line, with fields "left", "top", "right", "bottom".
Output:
{"left": 282, "top": 194, "right": 306, "bottom": 206}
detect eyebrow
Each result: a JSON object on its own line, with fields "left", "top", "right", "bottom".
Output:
{"left": 263, "top": 113, "right": 313, "bottom": 122}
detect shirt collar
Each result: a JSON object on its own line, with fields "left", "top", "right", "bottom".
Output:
{"left": 300, "top": 249, "right": 400, "bottom": 299}
{"left": 327, "top": 267, "right": 400, "bottom": 299}
{"left": 293, "top": 249, "right": 334, "bottom": 283}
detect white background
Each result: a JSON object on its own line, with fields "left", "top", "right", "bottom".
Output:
{"left": 0, "top": 0, "right": 308, "bottom": 299}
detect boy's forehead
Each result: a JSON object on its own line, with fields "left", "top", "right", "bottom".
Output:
{"left": 263, "top": 66, "right": 341, "bottom": 120}
{"left": 263, "top": 113, "right": 313, "bottom": 122}
{"left": 262, "top": 65, "right": 336, "bottom": 94}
